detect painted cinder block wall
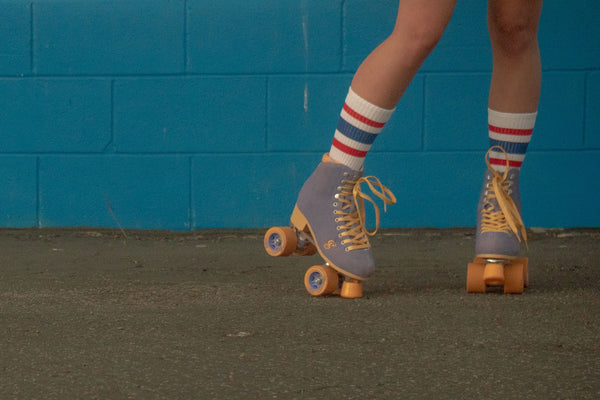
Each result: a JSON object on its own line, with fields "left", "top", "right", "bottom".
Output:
{"left": 0, "top": 0, "right": 598, "bottom": 230}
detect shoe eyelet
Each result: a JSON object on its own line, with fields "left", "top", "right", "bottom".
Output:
{"left": 332, "top": 202, "right": 338, "bottom": 207}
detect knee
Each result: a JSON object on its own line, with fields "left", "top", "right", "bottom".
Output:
{"left": 489, "top": 13, "right": 539, "bottom": 57}
{"left": 389, "top": 23, "right": 446, "bottom": 63}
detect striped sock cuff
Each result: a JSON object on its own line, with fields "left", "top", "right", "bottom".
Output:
{"left": 330, "top": 88, "right": 395, "bottom": 170}
{"left": 488, "top": 108, "right": 536, "bottom": 171}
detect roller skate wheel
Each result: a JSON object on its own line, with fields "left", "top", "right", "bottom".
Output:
{"left": 264, "top": 227, "right": 297, "bottom": 257}
{"left": 483, "top": 262, "right": 505, "bottom": 286}
{"left": 304, "top": 265, "right": 340, "bottom": 296}
{"left": 466, "top": 262, "right": 486, "bottom": 293}
{"left": 340, "top": 279, "right": 363, "bottom": 299}
{"left": 514, "top": 257, "right": 529, "bottom": 287}
{"left": 503, "top": 262, "right": 524, "bottom": 294}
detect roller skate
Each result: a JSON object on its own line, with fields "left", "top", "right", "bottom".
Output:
{"left": 467, "top": 146, "right": 529, "bottom": 294}
{"left": 264, "top": 154, "right": 396, "bottom": 298}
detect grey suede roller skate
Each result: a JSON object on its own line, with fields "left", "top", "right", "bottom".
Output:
{"left": 264, "top": 154, "right": 395, "bottom": 298}
{"left": 467, "top": 146, "right": 529, "bottom": 294}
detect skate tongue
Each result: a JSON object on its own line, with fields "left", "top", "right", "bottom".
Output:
{"left": 335, "top": 175, "right": 396, "bottom": 251}
{"left": 483, "top": 147, "right": 528, "bottom": 246}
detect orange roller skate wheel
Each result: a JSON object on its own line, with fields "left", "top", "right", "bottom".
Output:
{"left": 483, "top": 262, "right": 505, "bottom": 286}
{"left": 466, "top": 261, "right": 486, "bottom": 293}
{"left": 503, "top": 262, "right": 524, "bottom": 294}
{"left": 264, "top": 227, "right": 297, "bottom": 257}
{"left": 513, "top": 257, "right": 529, "bottom": 287}
{"left": 304, "top": 265, "right": 340, "bottom": 296}
{"left": 340, "top": 279, "right": 363, "bottom": 299}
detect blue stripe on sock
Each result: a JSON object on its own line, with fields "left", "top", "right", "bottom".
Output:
{"left": 336, "top": 118, "right": 378, "bottom": 145}
{"left": 489, "top": 139, "right": 529, "bottom": 155}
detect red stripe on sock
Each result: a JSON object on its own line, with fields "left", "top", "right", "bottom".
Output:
{"left": 332, "top": 138, "right": 368, "bottom": 158}
{"left": 343, "top": 104, "right": 385, "bottom": 128}
{"left": 489, "top": 158, "right": 523, "bottom": 168}
{"left": 489, "top": 125, "right": 533, "bottom": 136}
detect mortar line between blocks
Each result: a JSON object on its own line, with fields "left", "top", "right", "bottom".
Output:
{"left": 264, "top": 77, "right": 269, "bottom": 151}
{"left": 582, "top": 72, "right": 588, "bottom": 147}
{"left": 29, "top": 2, "right": 34, "bottom": 73}
{"left": 183, "top": 0, "right": 188, "bottom": 73}
{"left": 340, "top": 0, "right": 346, "bottom": 72}
{"left": 36, "top": 156, "right": 40, "bottom": 228}
{"left": 188, "top": 156, "right": 193, "bottom": 230}
{"left": 106, "top": 79, "right": 116, "bottom": 153}
{"left": 421, "top": 74, "right": 427, "bottom": 152}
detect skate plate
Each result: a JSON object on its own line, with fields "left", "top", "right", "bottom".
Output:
{"left": 466, "top": 257, "right": 528, "bottom": 294}
{"left": 264, "top": 226, "right": 364, "bottom": 299}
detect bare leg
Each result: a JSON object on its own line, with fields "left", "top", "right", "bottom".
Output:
{"left": 351, "top": 0, "right": 458, "bottom": 109}
{"left": 488, "top": 0, "right": 543, "bottom": 112}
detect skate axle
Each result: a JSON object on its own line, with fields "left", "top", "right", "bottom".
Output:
{"left": 484, "top": 259, "right": 509, "bottom": 265}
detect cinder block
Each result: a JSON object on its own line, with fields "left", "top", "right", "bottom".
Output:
{"left": 363, "top": 150, "right": 600, "bottom": 228}
{"left": 375, "top": 75, "right": 424, "bottom": 152}
{"left": 34, "top": 0, "right": 185, "bottom": 75}
{"left": 267, "top": 74, "right": 423, "bottom": 152}
{"left": 187, "top": 0, "right": 342, "bottom": 73}
{"left": 424, "top": 72, "right": 586, "bottom": 152}
{"left": 539, "top": 0, "right": 600, "bottom": 70}
{"left": 342, "top": 0, "right": 396, "bottom": 71}
{"left": 113, "top": 77, "right": 267, "bottom": 153}
{"left": 585, "top": 72, "right": 600, "bottom": 148}
{"left": 0, "top": 156, "right": 37, "bottom": 227}
{"left": 421, "top": 0, "right": 490, "bottom": 72}
{"left": 39, "top": 156, "right": 191, "bottom": 230}
{"left": 424, "top": 73, "right": 490, "bottom": 151}
{"left": 521, "top": 151, "right": 600, "bottom": 227}
{"left": 343, "top": 0, "right": 490, "bottom": 72}
{"left": 365, "top": 152, "right": 483, "bottom": 228}
{"left": 533, "top": 72, "right": 586, "bottom": 150}
{"left": 192, "top": 153, "right": 322, "bottom": 228}
{"left": 267, "top": 75, "right": 351, "bottom": 152}
{"left": 0, "top": 78, "right": 111, "bottom": 152}
{"left": 0, "top": 1, "right": 31, "bottom": 76}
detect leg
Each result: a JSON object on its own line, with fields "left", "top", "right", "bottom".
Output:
{"left": 469, "top": 0, "right": 544, "bottom": 294}
{"left": 279, "top": 1, "right": 457, "bottom": 297}
{"left": 352, "top": 0, "right": 458, "bottom": 109}
{"left": 332, "top": 0, "right": 457, "bottom": 170}
{"left": 488, "top": 0, "right": 543, "bottom": 112}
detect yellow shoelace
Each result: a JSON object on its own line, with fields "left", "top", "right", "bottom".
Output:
{"left": 481, "top": 146, "right": 528, "bottom": 246}
{"left": 334, "top": 176, "right": 396, "bottom": 251}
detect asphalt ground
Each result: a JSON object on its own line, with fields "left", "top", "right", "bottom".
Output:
{"left": 0, "top": 227, "right": 598, "bottom": 399}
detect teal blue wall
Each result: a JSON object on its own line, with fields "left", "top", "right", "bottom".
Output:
{"left": 0, "top": 0, "right": 598, "bottom": 229}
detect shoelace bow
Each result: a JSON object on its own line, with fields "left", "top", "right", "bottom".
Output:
{"left": 334, "top": 176, "right": 396, "bottom": 251}
{"left": 481, "top": 146, "right": 528, "bottom": 246}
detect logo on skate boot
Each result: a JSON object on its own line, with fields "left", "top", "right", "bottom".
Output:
{"left": 323, "top": 240, "right": 336, "bottom": 250}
